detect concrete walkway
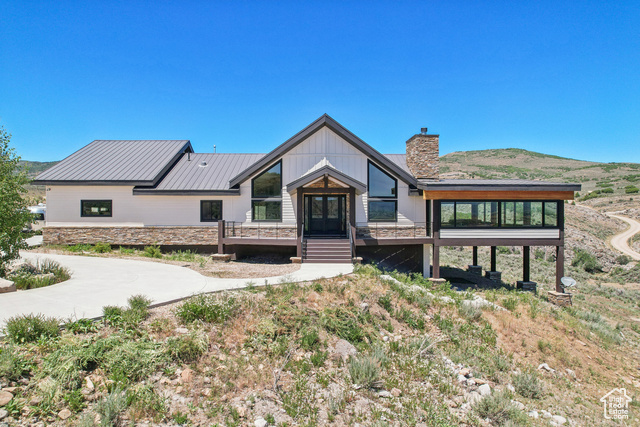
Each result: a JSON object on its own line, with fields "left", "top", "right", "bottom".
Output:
{"left": 0, "top": 252, "right": 353, "bottom": 330}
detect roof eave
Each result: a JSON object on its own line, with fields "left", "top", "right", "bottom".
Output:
{"left": 286, "top": 165, "right": 367, "bottom": 193}
{"left": 132, "top": 188, "right": 241, "bottom": 196}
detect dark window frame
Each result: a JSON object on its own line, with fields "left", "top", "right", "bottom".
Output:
{"left": 81, "top": 200, "right": 112, "bottom": 217}
{"left": 200, "top": 200, "right": 223, "bottom": 222}
{"left": 251, "top": 161, "right": 283, "bottom": 222}
{"left": 437, "top": 200, "right": 561, "bottom": 229}
{"left": 367, "top": 161, "right": 398, "bottom": 222}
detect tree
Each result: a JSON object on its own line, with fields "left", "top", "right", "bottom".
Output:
{"left": 0, "top": 127, "right": 33, "bottom": 276}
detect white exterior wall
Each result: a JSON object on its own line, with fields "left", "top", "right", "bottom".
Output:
{"left": 46, "top": 127, "right": 426, "bottom": 227}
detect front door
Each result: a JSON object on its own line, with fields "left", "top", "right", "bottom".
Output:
{"left": 305, "top": 195, "right": 346, "bottom": 236}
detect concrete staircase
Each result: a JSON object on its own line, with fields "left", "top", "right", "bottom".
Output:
{"left": 303, "top": 238, "right": 352, "bottom": 263}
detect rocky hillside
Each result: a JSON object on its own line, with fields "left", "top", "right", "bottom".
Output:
{"left": 1, "top": 265, "right": 638, "bottom": 426}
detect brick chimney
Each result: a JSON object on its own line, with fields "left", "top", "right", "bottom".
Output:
{"left": 406, "top": 127, "right": 439, "bottom": 180}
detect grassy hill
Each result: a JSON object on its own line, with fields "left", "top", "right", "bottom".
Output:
{"left": 18, "top": 160, "right": 59, "bottom": 178}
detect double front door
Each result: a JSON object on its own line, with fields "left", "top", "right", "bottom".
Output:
{"left": 305, "top": 195, "right": 346, "bottom": 237}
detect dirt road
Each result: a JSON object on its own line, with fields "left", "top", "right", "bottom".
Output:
{"left": 606, "top": 213, "right": 640, "bottom": 261}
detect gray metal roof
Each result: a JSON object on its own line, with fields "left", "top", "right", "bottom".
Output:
{"left": 286, "top": 165, "right": 367, "bottom": 194}
{"left": 384, "top": 154, "right": 411, "bottom": 174}
{"left": 33, "top": 140, "right": 192, "bottom": 185}
{"left": 228, "top": 114, "right": 418, "bottom": 187}
{"left": 133, "top": 153, "right": 265, "bottom": 195}
{"left": 417, "top": 179, "right": 581, "bottom": 192}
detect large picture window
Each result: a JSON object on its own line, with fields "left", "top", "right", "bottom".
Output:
{"left": 368, "top": 162, "right": 397, "bottom": 222}
{"left": 200, "top": 200, "right": 222, "bottom": 222}
{"left": 439, "top": 201, "right": 560, "bottom": 228}
{"left": 252, "top": 161, "right": 282, "bottom": 221}
{"left": 81, "top": 200, "right": 112, "bottom": 217}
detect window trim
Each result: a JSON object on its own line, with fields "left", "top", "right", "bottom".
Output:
{"left": 251, "top": 161, "right": 283, "bottom": 222}
{"left": 367, "top": 161, "right": 398, "bottom": 222}
{"left": 200, "top": 200, "right": 223, "bottom": 222}
{"left": 437, "top": 200, "right": 561, "bottom": 229}
{"left": 81, "top": 200, "right": 113, "bottom": 217}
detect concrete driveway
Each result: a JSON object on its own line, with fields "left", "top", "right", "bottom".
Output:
{"left": 0, "top": 252, "right": 353, "bottom": 330}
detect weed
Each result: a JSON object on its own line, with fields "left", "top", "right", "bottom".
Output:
{"left": 537, "top": 340, "right": 551, "bottom": 353}
{"left": 321, "top": 306, "right": 367, "bottom": 343}
{"left": 572, "top": 248, "right": 601, "bottom": 273}
{"left": 616, "top": 255, "right": 632, "bottom": 265}
{"left": 176, "top": 293, "right": 238, "bottom": 324}
{"left": 459, "top": 303, "right": 482, "bottom": 321}
{"left": 127, "top": 384, "right": 167, "bottom": 422}
{"left": 313, "top": 282, "right": 323, "bottom": 292}
{"left": 149, "top": 317, "right": 173, "bottom": 333}
{"left": 378, "top": 292, "right": 393, "bottom": 313}
{"left": 66, "top": 318, "right": 98, "bottom": 334}
{"left": 118, "top": 246, "right": 136, "bottom": 255}
{"left": 103, "top": 339, "right": 167, "bottom": 385}
{"left": 265, "top": 413, "right": 276, "bottom": 424}
{"left": 8, "top": 258, "right": 71, "bottom": 290}
{"left": 166, "top": 329, "right": 209, "bottom": 362}
{"left": 64, "top": 388, "right": 86, "bottom": 412}
{"left": 96, "top": 388, "right": 128, "bottom": 426}
{"left": 4, "top": 313, "right": 60, "bottom": 343}
{"left": 502, "top": 296, "right": 518, "bottom": 311}
{"left": 300, "top": 328, "right": 321, "bottom": 351}
{"left": 143, "top": 244, "right": 162, "bottom": 258}
{"left": 528, "top": 298, "right": 540, "bottom": 319}
{"left": 348, "top": 347, "right": 386, "bottom": 389}
{"left": 68, "top": 243, "right": 92, "bottom": 252}
{"left": 128, "top": 294, "right": 152, "bottom": 311}
{"left": 513, "top": 371, "right": 545, "bottom": 399}
{"left": 0, "top": 345, "right": 31, "bottom": 380}
{"left": 310, "top": 350, "right": 329, "bottom": 367}
{"left": 93, "top": 242, "right": 112, "bottom": 253}
{"left": 474, "top": 390, "right": 527, "bottom": 425}
{"left": 173, "top": 411, "right": 189, "bottom": 424}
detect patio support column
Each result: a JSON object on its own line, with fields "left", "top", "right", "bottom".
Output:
{"left": 556, "top": 245, "right": 564, "bottom": 292}
{"left": 473, "top": 246, "right": 478, "bottom": 266}
{"left": 217, "top": 220, "right": 225, "bottom": 254}
{"left": 432, "top": 243, "right": 440, "bottom": 279}
{"left": 296, "top": 191, "right": 303, "bottom": 258}
{"left": 523, "top": 246, "right": 530, "bottom": 282}
{"left": 423, "top": 244, "right": 431, "bottom": 278}
{"left": 490, "top": 246, "right": 497, "bottom": 272}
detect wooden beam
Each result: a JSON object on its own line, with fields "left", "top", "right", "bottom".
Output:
{"left": 423, "top": 190, "right": 574, "bottom": 201}
{"left": 433, "top": 244, "right": 440, "bottom": 279}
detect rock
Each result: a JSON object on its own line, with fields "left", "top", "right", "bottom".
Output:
{"left": 234, "top": 405, "right": 246, "bottom": 418}
{"left": 85, "top": 377, "right": 94, "bottom": 390}
{"left": 0, "top": 279, "right": 16, "bottom": 294}
{"left": 527, "top": 410, "right": 539, "bottom": 419}
{"left": 181, "top": 368, "right": 194, "bottom": 383}
{"left": 1, "top": 388, "right": 16, "bottom": 394}
{"left": 459, "top": 368, "right": 470, "bottom": 377}
{"left": 565, "top": 369, "right": 577, "bottom": 380}
{"left": 551, "top": 415, "right": 567, "bottom": 425}
{"left": 254, "top": 417, "right": 268, "bottom": 427}
{"left": 474, "top": 378, "right": 487, "bottom": 385}
{"left": 0, "top": 409, "right": 7, "bottom": 420}
{"left": 511, "top": 400, "right": 525, "bottom": 410}
{"left": 202, "top": 388, "right": 212, "bottom": 397}
{"left": 439, "top": 296, "right": 455, "bottom": 304}
{"left": 333, "top": 339, "right": 357, "bottom": 362}
{"left": 478, "top": 384, "right": 491, "bottom": 396}
{"left": 506, "top": 384, "right": 515, "bottom": 392}
{"left": 391, "top": 388, "right": 402, "bottom": 397}
{"left": 360, "top": 302, "right": 369, "bottom": 313}
{"left": 175, "top": 327, "right": 189, "bottom": 334}
{"left": 541, "top": 409, "right": 552, "bottom": 418}
{"left": 175, "top": 386, "right": 184, "bottom": 394}
{"left": 58, "top": 408, "right": 72, "bottom": 420}
{"left": 0, "top": 391, "right": 13, "bottom": 407}
{"left": 538, "top": 363, "right": 555, "bottom": 373}
{"left": 457, "top": 375, "right": 467, "bottom": 384}
{"left": 378, "top": 391, "right": 393, "bottom": 398}
{"left": 467, "top": 379, "right": 476, "bottom": 386}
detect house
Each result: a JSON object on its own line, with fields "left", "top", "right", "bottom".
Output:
{"left": 33, "top": 114, "right": 580, "bottom": 290}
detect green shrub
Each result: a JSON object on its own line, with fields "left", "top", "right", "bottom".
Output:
{"left": 0, "top": 345, "right": 32, "bottom": 380}
{"left": 165, "top": 250, "right": 198, "bottom": 262}
{"left": 166, "top": 330, "right": 209, "bottom": 362}
{"left": 65, "top": 318, "right": 98, "bottom": 334}
{"left": 617, "top": 255, "right": 632, "bottom": 265}
{"left": 63, "top": 389, "right": 86, "bottom": 412}
{"left": 378, "top": 293, "right": 393, "bottom": 313}
{"left": 474, "top": 390, "right": 527, "bottom": 425}
{"left": 8, "top": 259, "right": 71, "bottom": 290}
{"left": 497, "top": 246, "right": 511, "bottom": 255}
{"left": 67, "top": 244, "right": 92, "bottom": 252}
{"left": 502, "top": 296, "right": 518, "bottom": 311}
{"left": 143, "top": 244, "right": 162, "bottom": 258}
{"left": 513, "top": 371, "right": 544, "bottom": 399}
{"left": 128, "top": 294, "right": 152, "bottom": 312}
{"left": 41, "top": 339, "right": 100, "bottom": 389}
{"left": 459, "top": 303, "right": 482, "bottom": 321}
{"left": 348, "top": 353, "right": 383, "bottom": 389}
{"left": 321, "top": 307, "right": 366, "bottom": 343}
{"left": 118, "top": 246, "right": 136, "bottom": 255}
{"left": 625, "top": 185, "right": 639, "bottom": 194}
{"left": 103, "top": 339, "right": 167, "bottom": 385}
{"left": 300, "top": 328, "right": 320, "bottom": 351}
{"left": 600, "top": 187, "right": 614, "bottom": 194}
{"left": 103, "top": 306, "right": 124, "bottom": 326}
{"left": 93, "top": 242, "right": 112, "bottom": 253}
{"left": 310, "top": 350, "right": 328, "bottom": 367}
{"left": 4, "top": 313, "right": 60, "bottom": 343}
{"left": 175, "top": 294, "right": 238, "bottom": 324}
{"left": 96, "top": 388, "right": 128, "bottom": 426}
{"left": 572, "top": 248, "right": 601, "bottom": 273}
{"left": 126, "top": 385, "right": 167, "bottom": 422}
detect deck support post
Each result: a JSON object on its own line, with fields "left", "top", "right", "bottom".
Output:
{"left": 432, "top": 244, "right": 440, "bottom": 279}
{"left": 523, "top": 246, "right": 530, "bottom": 282}
{"left": 472, "top": 246, "right": 478, "bottom": 266}
{"left": 423, "top": 244, "right": 431, "bottom": 278}
{"left": 490, "top": 246, "right": 497, "bottom": 272}
{"left": 217, "top": 220, "right": 225, "bottom": 254}
{"left": 296, "top": 191, "right": 303, "bottom": 257}
{"left": 556, "top": 245, "right": 564, "bottom": 292}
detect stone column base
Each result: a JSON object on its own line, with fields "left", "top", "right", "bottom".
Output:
{"left": 516, "top": 281, "right": 537, "bottom": 292}
{"left": 485, "top": 271, "right": 502, "bottom": 282}
{"left": 468, "top": 265, "right": 483, "bottom": 276}
{"left": 290, "top": 257, "right": 302, "bottom": 264}
{"left": 428, "top": 278, "right": 447, "bottom": 284}
{"left": 547, "top": 291, "right": 572, "bottom": 307}
{"left": 352, "top": 257, "right": 363, "bottom": 264}
{"left": 0, "top": 278, "right": 16, "bottom": 293}
{"left": 211, "top": 254, "right": 232, "bottom": 262}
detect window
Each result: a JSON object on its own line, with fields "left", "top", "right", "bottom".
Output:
{"left": 252, "top": 161, "right": 282, "bottom": 221}
{"left": 81, "top": 200, "right": 112, "bottom": 217}
{"left": 368, "top": 162, "right": 397, "bottom": 222}
{"left": 439, "top": 201, "right": 560, "bottom": 228}
{"left": 200, "top": 200, "right": 222, "bottom": 222}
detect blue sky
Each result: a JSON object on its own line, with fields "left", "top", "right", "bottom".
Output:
{"left": 1, "top": 1, "right": 638, "bottom": 163}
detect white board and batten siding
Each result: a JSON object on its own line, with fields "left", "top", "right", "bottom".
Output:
{"left": 439, "top": 229, "right": 561, "bottom": 239}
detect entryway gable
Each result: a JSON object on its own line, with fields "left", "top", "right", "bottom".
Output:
{"left": 286, "top": 164, "right": 366, "bottom": 194}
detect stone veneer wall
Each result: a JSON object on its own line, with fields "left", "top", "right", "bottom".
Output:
{"left": 44, "top": 226, "right": 218, "bottom": 246}
{"left": 357, "top": 225, "right": 428, "bottom": 239}
{"left": 405, "top": 133, "right": 439, "bottom": 179}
